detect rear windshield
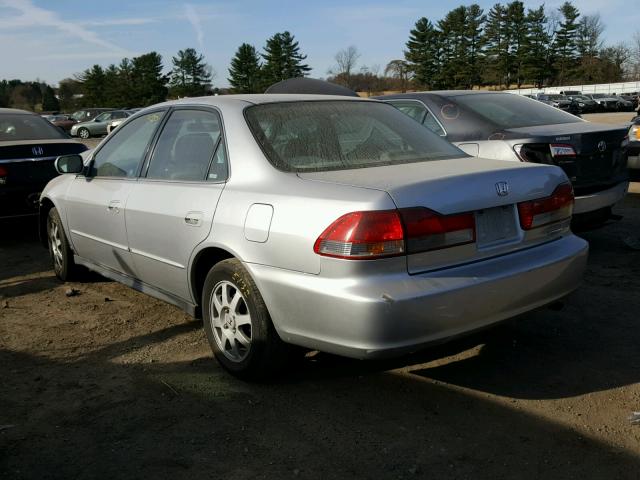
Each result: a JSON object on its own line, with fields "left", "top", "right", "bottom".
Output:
{"left": 453, "top": 93, "right": 581, "bottom": 129}
{"left": 245, "top": 101, "right": 464, "bottom": 172}
{"left": 0, "top": 113, "right": 68, "bottom": 141}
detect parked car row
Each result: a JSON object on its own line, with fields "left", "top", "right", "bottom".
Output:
{"left": 525, "top": 91, "right": 637, "bottom": 113}
{"left": 40, "top": 107, "right": 141, "bottom": 138}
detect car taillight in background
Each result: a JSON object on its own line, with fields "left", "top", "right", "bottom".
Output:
{"left": 517, "top": 183, "right": 574, "bottom": 230}
{"left": 314, "top": 208, "right": 476, "bottom": 260}
{"left": 628, "top": 124, "right": 640, "bottom": 142}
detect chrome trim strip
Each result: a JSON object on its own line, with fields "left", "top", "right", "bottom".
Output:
{"left": 130, "top": 247, "right": 185, "bottom": 269}
{"left": 70, "top": 229, "right": 129, "bottom": 251}
{"left": 0, "top": 156, "right": 57, "bottom": 164}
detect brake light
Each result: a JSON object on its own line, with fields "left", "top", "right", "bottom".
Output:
{"left": 0, "top": 165, "right": 7, "bottom": 185}
{"left": 549, "top": 144, "right": 576, "bottom": 157}
{"left": 313, "top": 210, "right": 405, "bottom": 259}
{"left": 314, "top": 208, "right": 477, "bottom": 259}
{"left": 517, "top": 183, "right": 574, "bottom": 230}
{"left": 400, "top": 208, "right": 475, "bottom": 253}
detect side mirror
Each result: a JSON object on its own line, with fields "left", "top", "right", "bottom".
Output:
{"left": 55, "top": 154, "right": 84, "bottom": 174}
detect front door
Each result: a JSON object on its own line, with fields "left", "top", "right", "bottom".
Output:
{"left": 66, "top": 111, "right": 166, "bottom": 275}
{"left": 125, "top": 108, "right": 228, "bottom": 301}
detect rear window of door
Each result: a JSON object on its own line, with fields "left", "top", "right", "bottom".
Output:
{"left": 145, "top": 109, "right": 227, "bottom": 182}
{"left": 91, "top": 111, "right": 165, "bottom": 178}
{"left": 388, "top": 100, "right": 446, "bottom": 136}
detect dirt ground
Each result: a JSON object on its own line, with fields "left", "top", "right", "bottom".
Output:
{"left": 2, "top": 152, "right": 640, "bottom": 479}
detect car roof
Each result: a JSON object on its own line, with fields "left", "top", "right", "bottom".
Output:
{"left": 0, "top": 107, "right": 34, "bottom": 115}
{"left": 153, "top": 94, "right": 373, "bottom": 109}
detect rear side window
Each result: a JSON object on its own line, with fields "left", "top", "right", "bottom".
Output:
{"left": 245, "top": 101, "right": 463, "bottom": 173}
{"left": 387, "top": 100, "right": 446, "bottom": 136}
{"left": 146, "top": 109, "right": 226, "bottom": 182}
{"left": 0, "top": 114, "right": 67, "bottom": 141}
{"left": 91, "top": 111, "right": 164, "bottom": 178}
{"left": 453, "top": 93, "right": 582, "bottom": 128}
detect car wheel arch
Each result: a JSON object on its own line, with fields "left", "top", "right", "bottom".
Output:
{"left": 39, "top": 197, "right": 57, "bottom": 249}
{"left": 190, "top": 246, "right": 237, "bottom": 308}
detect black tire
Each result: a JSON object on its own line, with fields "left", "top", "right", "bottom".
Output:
{"left": 47, "top": 207, "right": 79, "bottom": 281}
{"left": 78, "top": 127, "right": 90, "bottom": 139}
{"left": 202, "top": 258, "right": 290, "bottom": 380}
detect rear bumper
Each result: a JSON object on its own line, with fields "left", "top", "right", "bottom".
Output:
{"left": 573, "top": 181, "right": 629, "bottom": 214}
{"left": 0, "top": 184, "right": 46, "bottom": 219}
{"left": 248, "top": 235, "right": 588, "bottom": 359}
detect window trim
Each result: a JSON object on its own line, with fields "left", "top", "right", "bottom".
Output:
{"left": 385, "top": 99, "right": 448, "bottom": 137}
{"left": 140, "top": 105, "right": 230, "bottom": 185}
{"left": 87, "top": 108, "right": 169, "bottom": 180}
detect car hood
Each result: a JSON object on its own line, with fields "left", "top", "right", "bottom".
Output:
{"left": 298, "top": 156, "right": 565, "bottom": 214}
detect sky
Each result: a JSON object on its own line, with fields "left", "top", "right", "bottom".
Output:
{"left": 0, "top": 0, "right": 635, "bottom": 87}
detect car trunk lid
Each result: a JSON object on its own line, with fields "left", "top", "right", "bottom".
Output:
{"left": 300, "top": 157, "right": 569, "bottom": 273}
{"left": 507, "top": 123, "right": 628, "bottom": 195}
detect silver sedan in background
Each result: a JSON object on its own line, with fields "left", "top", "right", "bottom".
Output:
{"left": 70, "top": 110, "right": 131, "bottom": 139}
{"left": 40, "top": 95, "right": 588, "bottom": 379}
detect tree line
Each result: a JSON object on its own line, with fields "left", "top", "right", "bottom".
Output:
{"left": 1, "top": 2, "right": 640, "bottom": 113}
{"left": 403, "top": 1, "right": 631, "bottom": 90}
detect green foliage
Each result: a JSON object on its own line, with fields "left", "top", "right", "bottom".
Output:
{"left": 261, "top": 31, "right": 311, "bottom": 86}
{"left": 552, "top": 1, "right": 580, "bottom": 84}
{"left": 405, "top": 17, "right": 440, "bottom": 89}
{"left": 169, "top": 48, "right": 212, "bottom": 98}
{"left": 41, "top": 85, "right": 60, "bottom": 111}
{"left": 228, "top": 43, "right": 263, "bottom": 93}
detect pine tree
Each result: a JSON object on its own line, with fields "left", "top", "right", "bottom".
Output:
{"left": 552, "top": 1, "right": 580, "bottom": 85}
{"left": 169, "top": 48, "right": 212, "bottom": 97}
{"left": 103, "top": 64, "right": 121, "bottom": 107}
{"left": 437, "top": 6, "right": 469, "bottom": 89}
{"left": 132, "top": 52, "right": 168, "bottom": 106}
{"left": 78, "top": 65, "right": 106, "bottom": 106}
{"left": 483, "top": 4, "right": 509, "bottom": 87}
{"left": 228, "top": 43, "right": 263, "bottom": 93}
{"left": 41, "top": 85, "right": 59, "bottom": 111}
{"left": 522, "top": 6, "right": 551, "bottom": 88}
{"left": 464, "top": 4, "right": 486, "bottom": 89}
{"left": 404, "top": 17, "right": 441, "bottom": 89}
{"left": 261, "top": 32, "right": 311, "bottom": 86}
{"left": 506, "top": 1, "right": 527, "bottom": 87}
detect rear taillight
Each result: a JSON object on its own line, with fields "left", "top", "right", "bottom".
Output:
{"left": 549, "top": 144, "right": 576, "bottom": 157}
{"left": 517, "top": 183, "right": 574, "bottom": 230}
{"left": 400, "top": 208, "right": 475, "bottom": 253}
{"left": 313, "top": 210, "right": 405, "bottom": 259}
{"left": 0, "top": 165, "right": 7, "bottom": 185}
{"left": 314, "top": 208, "right": 476, "bottom": 259}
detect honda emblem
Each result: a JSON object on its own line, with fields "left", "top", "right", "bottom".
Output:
{"left": 495, "top": 181, "right": 510, "bottom": 196}
{"left": 32, "top": 146, "right": 44, "bottom": 156}
{"left": 597, "top": 140, "right": 607, "bottom": 152}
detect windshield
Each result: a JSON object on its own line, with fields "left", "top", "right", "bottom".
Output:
{"left": 545, "top": 95, "right": 567, "bottom": 100}
{"left": 94, "top": 112, "right": 111, "bottom": 122}
{"left": 245, "top": 101, "right": 464, "bottom": 172}
{"left": 452, "top": 93, "right": 581, "bottom": 129}
{"left": 0, "top": 113, "right": 68, "bottom": 141}
{"left": 591, "top": 94, "right": 606, "bottom": 98}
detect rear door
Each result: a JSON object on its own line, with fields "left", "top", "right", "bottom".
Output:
{"left": 65, "top": 110, "right": 166, "bottom": 274}
{"left": 125, "top": 107, "right": 228, "bottom": 301}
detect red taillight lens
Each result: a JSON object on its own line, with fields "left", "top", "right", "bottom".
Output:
{"left": 0, "top": 165, "right": 7, "bottom": 184}
{"left": 517, "top": 183, "right": 574, "bottom": 230}
{"left": 400, "top": 208, "right": 475, "bottom": 253}
{"left": 313, "top": 210, "right": 405, "bottom": 259}
{"left": 314, "top": 208, "right": 477, "bottom": 260}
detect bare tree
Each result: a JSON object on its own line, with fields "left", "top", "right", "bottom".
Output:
{"left": 632, "top": 31, "right": 640, "bottom": 80}
{"left": 328, "top": 46, "right": 361, "bottom": 88}
{"left": 384, "top": 59, "right": 410, "bottom": 92}
{"left": 577, "top": 14, "right": 605, "bottom": 57}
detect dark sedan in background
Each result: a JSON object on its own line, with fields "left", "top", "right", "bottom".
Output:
{"left": 0, "top": 108, "right": 87, "bottom": 220}
{"left": 535, "top": 94, "right": 581, "bottom": 116}
{"left": 565, "top": 94, "right": 599, "bottom": 113}
{"left": 377, "top": 91, "right": 629, "bottom": 226}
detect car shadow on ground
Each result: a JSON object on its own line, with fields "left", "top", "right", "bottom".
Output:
{"left": 2, "top": 322, "right": 640, "bottom": 479}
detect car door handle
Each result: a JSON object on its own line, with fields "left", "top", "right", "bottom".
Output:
{"left": 184, "top": 211, "right": 203, "bottom": 226}
{"left": 107, "top": 200, "right": 121, "bottom": 214}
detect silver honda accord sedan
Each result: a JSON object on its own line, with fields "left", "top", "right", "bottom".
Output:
{"left": 39, "top": 94, "right": 588, "bottom": 379}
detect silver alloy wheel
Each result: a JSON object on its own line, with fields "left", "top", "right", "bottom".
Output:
{"left": 49, "top": 221, "right": 63, "bottom": 272}
{"left": 79, "top": 128, "right": 89, "bottom": 139}
{"left": 209, "top": 280, "right": 252, "bottom": 363}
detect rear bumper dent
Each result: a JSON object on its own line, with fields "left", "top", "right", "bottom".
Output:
{"left": 248, "top": 235, "right": 588, "bottom": 359}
